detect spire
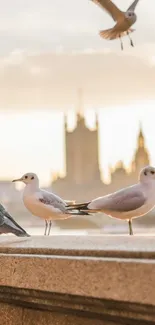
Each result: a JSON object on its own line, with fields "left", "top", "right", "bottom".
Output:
{"left": 138, "top": 122, "right": 144, "bottom": 148}
{"left": 115, "top": 160, "right": 124, "bottom": 170}
{"left": 76, "top": 88, "right": 84, "bottom": 123}
{"left": 131, "top": 121, "right": 150, "bottom": 173}
{"left": 95, "top": 111, "right": 99, "bottom": 130}
{"left": 139, "top": 121, "right": 143, "bottom": 136}
{"left": 64, "top": 114, "right": 68, "bottom": 132}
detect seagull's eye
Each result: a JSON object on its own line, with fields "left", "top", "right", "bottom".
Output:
{"left": 31, "top": 176, "right": 34, "bottom": 180}
{"left": 151, "top": 171, "right": 155, "bottom": 175}
{"left": 144, "top": 171, "right": 147, "bottom": 176}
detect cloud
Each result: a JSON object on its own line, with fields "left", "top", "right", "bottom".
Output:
{"left": 0, "top": 0, "right": 154, "bottom": 54}
{"left": 0, "top": 51, "right": 154, "bottom": 109}
{"left": 0, "top": 0, "right": 153, "bottom": 110}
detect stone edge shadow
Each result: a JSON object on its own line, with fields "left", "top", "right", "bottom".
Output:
{"left": 0, "top": 286, "right": 154, "bottom": 325}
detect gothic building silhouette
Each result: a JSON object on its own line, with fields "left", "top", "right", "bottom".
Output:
{"left": 52, "top": 88, "right": 150, "bottom": 201}
{"left": 52, "top": 110, "right": 150, "bottom": 202}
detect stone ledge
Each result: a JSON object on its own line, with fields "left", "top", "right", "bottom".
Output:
{"left": 0, "top": 235, "right": 155, "bottom": 258}
{"left": 0, "top": 235, "right": 155, "bottom": 324}
{"left": 0, "top": 253, "right": 155, "bottom": 306}
{"left": 0, "top": 236, "right": 155, "bottom": 305}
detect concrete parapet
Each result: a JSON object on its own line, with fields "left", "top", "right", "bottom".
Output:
{"left": 0, "top": 235, "right": 155, "bottom": 324}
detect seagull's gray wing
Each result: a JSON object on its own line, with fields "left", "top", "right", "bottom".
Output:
{"left": 91, "top": 0, "right": 125, "bottom": 22}
{"left": 127, "top": 0, "right": 140, "bottom": 12}
{"left": 38, "top": 190, "right": 66, "bottom": 212}
{"left": 91, "top": 187, "right": 146, "bottom": 212}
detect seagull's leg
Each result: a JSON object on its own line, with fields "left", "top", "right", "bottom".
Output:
{"left": 119, "top": 35, "right": 123, "bottom": 51}
{"left": 47, "top": 220, "right": 52, "bottom": 236}
{"left": 128, "top": 219, "right": 133, "bottom": 236}
{"left": 127, "top": 31, "right": 134, "bottom": 47}
{"left": 44, "top": 220, "right": 48, "bottom": 236}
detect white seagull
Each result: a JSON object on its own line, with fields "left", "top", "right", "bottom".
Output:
{"left": 91, "top": 0, "right": 140, "bottom": 50}
{"left": 12, "top": 172, "right": 89, "bottom": 236}
{"left": 67, "top": 166, "right": 155, "bottom": 235}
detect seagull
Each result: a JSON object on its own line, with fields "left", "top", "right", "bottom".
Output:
{"left": 67, "top": 166, "right": 155, "bottom": 235}
{"left": 91, "top": 0, "right": 140, "bottom": 50}
{"left": 12, "top": 173, "right": 90, "bottom": 236}
{"left": 0, "top": 203, "right": 30, "bottom": 237}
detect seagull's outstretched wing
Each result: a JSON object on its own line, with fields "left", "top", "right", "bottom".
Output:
{"left": 91, "top": 0, "right": 125, "bottom": 22}
{"left": 89, "top": 187, "right": 146, "bottom": 213}
{"left": 127, "top": 0, "right": 140, "bottom": 12}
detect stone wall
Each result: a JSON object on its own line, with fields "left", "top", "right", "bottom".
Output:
{"left": 0, "top": 236, "right": 155, "bottom": 324}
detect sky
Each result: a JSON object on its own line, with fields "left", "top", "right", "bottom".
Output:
{"left": 0, "top": 0, "right": 155, "bottom": 186}
{"left": 0, "top": 0, "right": 155, "bottom": 109}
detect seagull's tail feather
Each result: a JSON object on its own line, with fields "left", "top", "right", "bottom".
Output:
{"left": 99, "top": 28, "right": 135, "bottom": 40}
{"left": 65, "top": 200, "right": 76, "bottom": 205}
{"left": 0, "top": 222, "right": 30, "bottom": 237}
{"left": 67, "top": 202, "right": 99, "bottom": 214}
{"left": 0, "top": 224, "right": 30, "bottom": 237}
{"left": 0, "top": 208, "right": 30, "bottom": 237}
{"left": 67, "top": 210, "right": 91, "bottom": 216}
{"left": 66, "top": 202, "right": 90, "bottom": 212}
{"left": 14, "top": 229, "right": 30, "bottom": 237}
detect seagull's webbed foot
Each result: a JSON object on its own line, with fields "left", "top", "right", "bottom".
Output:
{"left": 128, "top": 219, "right": 133, "bottom": 236}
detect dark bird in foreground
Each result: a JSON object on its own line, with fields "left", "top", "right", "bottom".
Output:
{"left": 0, "top": 204, "right": 30, "bottom": 237}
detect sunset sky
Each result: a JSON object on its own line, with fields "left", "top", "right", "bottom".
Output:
{"left": 0, "top": 0, "right": 155, "bottom": 186}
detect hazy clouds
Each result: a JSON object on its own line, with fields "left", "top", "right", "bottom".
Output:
{"left": 0, "top": 51, "right": 154, "bottom": 109}
{"left": 0, "top": 0, "right": 154, "bottom": 53}
{"left": 0, "top": 0, "right": 154, "bottom": 109}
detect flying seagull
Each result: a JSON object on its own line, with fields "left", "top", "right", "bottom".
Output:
{"left": 91, "top": 0, "right": 140, "bottom": 50}
{"left": 67, "top": 166, "right": 155, "bottom": 235}
{"left": 0, "top": 203, "right": 30, "bottom": 237}
{"left": 12, "top": 173, "right": 90, "bottom": 236}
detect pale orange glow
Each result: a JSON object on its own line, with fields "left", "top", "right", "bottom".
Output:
{"left": 0, "top": 102, "right": 154, "bottom": 187}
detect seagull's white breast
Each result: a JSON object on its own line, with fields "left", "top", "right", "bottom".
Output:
{"left": 23, "top": 194, "right": 49, "bottom": 219}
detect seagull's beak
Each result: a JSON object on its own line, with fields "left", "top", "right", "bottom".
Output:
{"left": 12, "top": 177, "right": 23, "bottom": 183}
